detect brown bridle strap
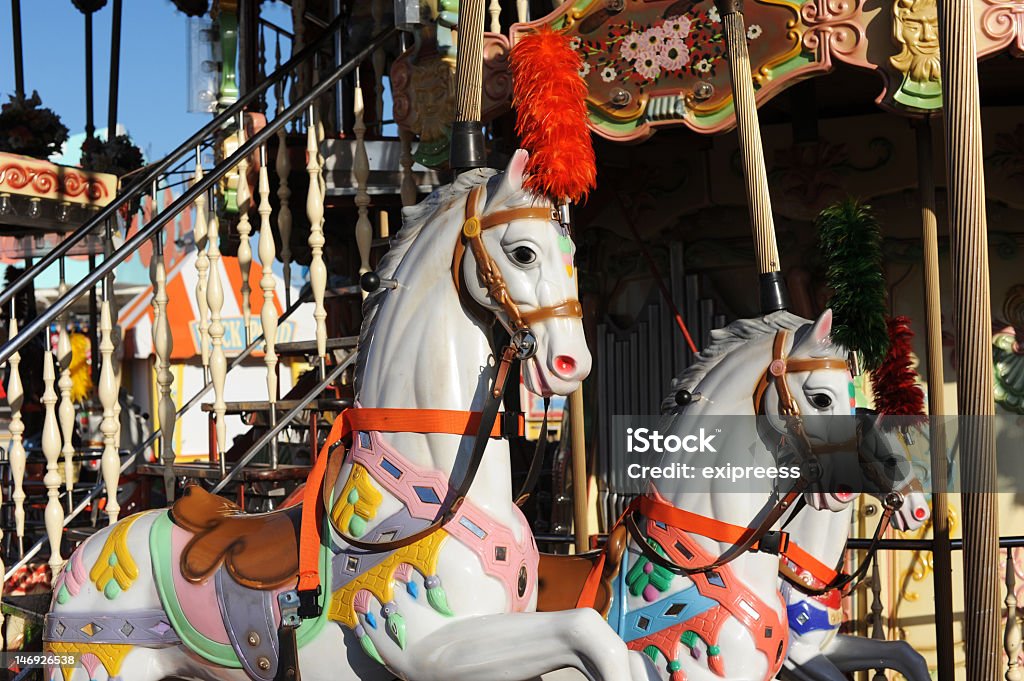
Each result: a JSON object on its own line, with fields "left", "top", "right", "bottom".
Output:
{"left": 452, "top": 185, "right": 583, "bottom": 332}
{"left": 753, "top": 330, "right": 850, "bottom": 417}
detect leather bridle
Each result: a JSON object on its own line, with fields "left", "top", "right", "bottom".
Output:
{"left": 452, "top": 185, "right": 583, "bottom": 353}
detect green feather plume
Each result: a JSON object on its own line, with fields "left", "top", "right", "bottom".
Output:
{"left": 816, "top": 199, "right": 890, "bottom": 370}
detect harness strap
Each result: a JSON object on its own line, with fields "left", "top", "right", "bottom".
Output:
{"left": 296, "top": 369, "right": 520, "bottom": 600}
{"left": 515, "top": 397, "right": 550, "bottom": 506}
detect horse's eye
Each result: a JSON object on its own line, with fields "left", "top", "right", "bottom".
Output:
{"left": 511, "top": 246, "right": 536, "bottom": 265}
{"left": 809, "top": 393, "right": 833, "bottom": 409}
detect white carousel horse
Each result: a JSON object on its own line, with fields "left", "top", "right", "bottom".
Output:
{"left": 779, "top": 423, "right": 931, "bottom": 681}
{"left": 591, "top": 309, "right": 862, "bottom": 681}
{"left": 43, "top": 151, "right": 654, "bottom": 681}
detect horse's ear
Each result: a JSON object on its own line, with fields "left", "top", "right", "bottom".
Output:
{"left": 494, "top": 149, "right": 529, "bottom": 200}
{"left": 810, "top": 309, "right": 834, "bottom": 345}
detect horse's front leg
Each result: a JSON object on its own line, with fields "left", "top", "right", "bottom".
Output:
{"left": 823, "top": 634, "right": 930, "bottom": 681}
{"left": 397, "top": 608, "right": 655, "bottom": 681}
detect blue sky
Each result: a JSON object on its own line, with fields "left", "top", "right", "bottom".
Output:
{"left": 1, "top": 1, "right": 292, "bottom": 161}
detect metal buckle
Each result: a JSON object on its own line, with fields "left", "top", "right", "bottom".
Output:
{"left": 278, "top": 590, "right": 302, "bottom": 627}
{"left": 883, "top": 491, "right": 905, "bottom": 511}
{"left": 294, "top": 586, "right": 322, "bottom": 620}
{"left": 511, "top": 328, "right": 538, "bottom": 360}
{"left": 757, "top": 530, "right": 789, "bottom": 555}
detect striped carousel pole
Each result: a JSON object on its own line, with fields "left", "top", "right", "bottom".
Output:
{"left": 935, "top": 0, "right": 1000, "bottom": 672}
{"left": 450, "top": 0, "right": 487, "bottom": 172}
{"left": 713, "top": 0, "right": 788, "bottom": 313}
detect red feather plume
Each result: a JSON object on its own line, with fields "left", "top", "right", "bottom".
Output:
{"left": 870, "top": 316, "right": 927, "bottom": 429}
{"left": 510, "top": 29, "right": 596, "bottom": 203}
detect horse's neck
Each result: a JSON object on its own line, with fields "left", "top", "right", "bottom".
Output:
{"left": 787, "top": 504, "right": 854, "bottom": 576}
{"left": 356, "top": 236, "right": 517, "bottom": 523}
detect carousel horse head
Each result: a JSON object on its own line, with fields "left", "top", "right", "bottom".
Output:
{"left": 456, "top": 149, "right": 592, "bottom": 396}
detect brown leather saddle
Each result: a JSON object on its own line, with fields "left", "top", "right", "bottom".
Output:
{"left": 535, "top": 524, "right": 628, "bottom": 616}
{"left": 170, "top": 485, "right": 302, "bottom": 590}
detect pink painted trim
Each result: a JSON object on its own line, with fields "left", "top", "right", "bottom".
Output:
{"left": 350, "top": 431, "right": 539, "bottom": 611}
{"left": 354, "top": 590, "right": 372, "bottom": 614}
{"left": 170, "top": 524, "right": 231, "bottom": 645}
{"left": 64, "top": 546, "right": 88, "bottom": 597}
{"left": 394, "top": 563, "right": 414, "bottom": 583}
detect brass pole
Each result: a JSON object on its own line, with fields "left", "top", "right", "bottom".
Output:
{"left": 914, "top": 117, "right": 955, "bottom": 681}
{"left": 713, "top": 0, "right": 788, "bottom": 312}
{"left": 935, "top": 0, "right": 1000, "bottom": 673}
{"left": 450, "top": 0, "right": 487, "bottom": 171}
{"left": 569, "top": 388, "right": 589, "bottom": 554}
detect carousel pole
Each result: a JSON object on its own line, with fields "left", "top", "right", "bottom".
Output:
{"left": 84, "top": 6, "right": 96, "bottom": 141}
{"left": 934, "top": 0, "right": 1000, "bottom": 673}
{"left": 713, "top": 0, "right": 788, "bottom": 313}
{"left": 914, "top": 117, "right": 955, "bottom": 681}
{"left": 450, "top": 0, "right": 487, "bottom": 172}
{"left": 10, "top": 0, "right": 24, "bottom": 99}
{"left": 107, "top": 0, "right": 123, "bottom": 138}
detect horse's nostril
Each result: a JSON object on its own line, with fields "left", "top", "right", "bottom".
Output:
{"left": 553, "top": 355, "right": 577, "bottom": 377}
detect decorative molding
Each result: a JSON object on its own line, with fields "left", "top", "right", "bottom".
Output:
{"left": 0, "top": 153, "right": 115, "bottom": 205}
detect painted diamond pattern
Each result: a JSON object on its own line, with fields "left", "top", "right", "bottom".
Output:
{"left": 413, "top": 486, "right": 442, "bottom": 505}
{"left": 495, "top": 546, "right": 508, "bottom": 562}
{"left": 120, "top": 622, "right": 135, "bottom": 637}
{"left": 637, "top": 616, "right": 651, "bottom": 630}
{"left": 149, "top": 620, "right": 171, "bottom": 636}
{"left": 80, "top": 622, "right": 101, "bottom": 637}
{"left": 55, "top": 621, "right": 66, "bottom": 636}
{"left": 664, "top": 602, "right": 686, "bottom": 617}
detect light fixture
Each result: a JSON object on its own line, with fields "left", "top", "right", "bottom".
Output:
{"left": 56, "top": 202, "right": 71, "bottom": 222}
{"left": 0, "top": 193, "right": 12, "bottom": 215}
{"left": 27, "top": 198, "right": 42, "bottom": 218}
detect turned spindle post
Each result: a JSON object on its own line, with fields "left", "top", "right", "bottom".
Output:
{"left": 275, "top": 78, "right": 294, "bottom": 309}
{"left": 207, "top": 189, "right": 228, "bottom": 472}
{"left": 354, "top": 73, "right": 373, "bottom": 298}
{"left": 1006, "top": 549, "right": 1022, "bottom": 681}
{"left": 194, "top": 149, "right": 212, "bottom": 375}
{"left": 41, "top": 350, "right": 64, "bottom": 572}
{"left": 372, "top": 0, "right": 386, "bottom": 135}
{"left": 516, "top": 0, "right": 528, "bottom": 22}
{"left": 7, "top": 315, "right": 26, "bottom": 555}
{"left": 235, "top": 116, "right": 254, "bottom": 344}
{"left": 56, "top": 263, "right": 75, "bottom": 512}
{"left": 258, "top": 146, "right": 280, "bottom": 469}
{"left": 306, "top": 106, "right": 328, "bottom": 367}
{"left": 152, "top": 232, "right": 176, "bottom": 501}
{"left": 99, "top": 298, "right": 120, "bottom": 524}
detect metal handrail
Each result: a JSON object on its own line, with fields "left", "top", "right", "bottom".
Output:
{"left": 210, "top": 353, "right": 355, "bottom": 493}
{"left": 0, "top": 8, "right": 348, "bottom": 313}
{"left": 0, "top": 26, "right": 398, "bottom": 367}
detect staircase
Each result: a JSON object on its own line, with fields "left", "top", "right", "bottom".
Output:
{"left": 0, "top": 14, "right": 406, "bottom": 637}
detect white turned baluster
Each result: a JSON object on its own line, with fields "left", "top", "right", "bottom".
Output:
{"left": 372, "top": 0, "right": 387, "bottom": 134}
{"left": 516, "top": 0, "right": 528, "bottom": 22}
{"left": 276, "top": 93, "right": 293, "bottom": 307}
{"left": 41, "top": 351, "right": 64, "bottom": 572}
{"left": 353, "top": 76, "right": 373, "bottom": 298}
{"left": 236, "top": 120, "right": 253, "bottom": 343}
{"left": 105, "top": 225, "right": 123, "bottom": 476}
{"left": 306, "top": 108, "right": 327, "bottom": 363}
{"left": 98, "top": 299, "right": 120, "bottom": 524}
{"left": 207, "top": 193, "right": 228, "bottom": 463}
{"left": 194, "top": 154, "right": 211, "bottom": 372}
{"left": 152, "top": 234, "right": 175, "bottom": 501}
{"left": 7, "top": 317, "right": 26, "bottom": 553}
{"left": 1007, "top": 549, "right": 1022, "bottom": 681}
{"left": 399, "top": 127, "right": 417, "bottom": 207}
{"left": 56, "top": 273, "right": 75, "bottom": 512}
{"left": 489, "top": 0, "right": 501, "bottom": 33}
{"left": 258, "top": 147, "right": 279, "bottom": 408}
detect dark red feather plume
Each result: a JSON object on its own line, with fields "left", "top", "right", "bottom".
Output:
{"left": 510, "top": 29, "right": 596, "bottom": 203}
{"left": 870, "top": 316, "right": 927, "bottom": 429}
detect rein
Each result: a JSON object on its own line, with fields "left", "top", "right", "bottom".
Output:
{"left": 294, "top": 183, "right": 580, "bottom": 617}
{"left": 579, "top": 327, "right": 904, "bottom": 608}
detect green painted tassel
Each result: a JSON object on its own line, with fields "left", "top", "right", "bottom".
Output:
{"left": 426, "top": 585, "right": 454, "bottom": 617}
{"left": 386, "top": 611, "right": 407, "bottom": 650}
{"left": 360, "top": 634, "right": 384, "bottom": 664}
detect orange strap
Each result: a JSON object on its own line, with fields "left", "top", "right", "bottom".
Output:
{"left": 297, "top": 407, "right": 522, "bottom": 593}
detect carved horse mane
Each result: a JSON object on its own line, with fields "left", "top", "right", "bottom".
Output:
{"left": 661, "top": 309, "right": 817, "bottom": 413}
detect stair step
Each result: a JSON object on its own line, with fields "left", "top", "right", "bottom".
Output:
{"left": 136, "top": 462, "right": 312, "bottom": 482}
{"left": 275, "top": 336, "right": 358, "bottom": 356}
{"left": 200, "top": 397, "right": 352, "bottom": 415}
